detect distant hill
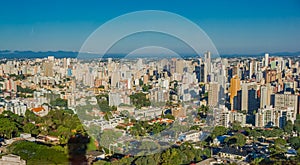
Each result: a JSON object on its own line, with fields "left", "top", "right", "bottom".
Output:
{"left": 221, "top": 51, "right": 300, "bottom": 58}
{"left": 0, "top": 50, "right": 77, "bottom": 59}
{"left": 0, "top": 50, "right": 299, "bottom": 59}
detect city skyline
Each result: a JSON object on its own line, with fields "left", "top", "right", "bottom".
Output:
{"left": 1, "top": 1, "right": 300, "bottom": 164}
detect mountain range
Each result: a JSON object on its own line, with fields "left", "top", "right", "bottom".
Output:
{"left": 0, "top": 50, "right": 299, "bottom": 59}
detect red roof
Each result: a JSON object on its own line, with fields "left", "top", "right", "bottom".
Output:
{"left": 32, "top": 107, "right": 44, "bottom": 113}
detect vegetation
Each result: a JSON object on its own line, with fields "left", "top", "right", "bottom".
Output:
{"left": 96, "top": 94, "right": 116, "bottom": 112}
{"left": 294, "top": 117, "right": 300, "bottom": 133}
{"left": 288, "top": 137, "right": 300, "bottom": 150}
{"left": 0, "top": 109, "right": 88, "bottom": 164}
{"left": 8, "top": 141, "right": 68, "bottom": 165}
{"left": 9, "top": 74, "right": 26, "bottom": 80}
{"left": 283, "top": 120, "right": 293, "bottom": 134}
{"left": 161, "top": 113, "right": 175, "bottom": 120}
{"left": 224, "top": 133, "right": 246, "bottom": 147}
{"left": 130, "top": 92, "right": 151, "bottom": 109}
{"left": 211, "top": 126, "right": 227, "bottom": 139}
{"left": 50, "top": 98, "right": 68, "bottom": 108}
{"left": 0, "top": 117, "right": 19, "bottom": 138}
{"left": 95, "top": 142, "right": 210, "bottom": 165}
{"left": 197, "top": 105, "right": 209, "bottom": 118}
{"left": 0, "top": 109, "right": 84, "bottom": 145}
{"left": 17, "top": 85, "right": 35, "bottom": 93}
{"left": 142, "top": 84, "right": 151, "bottom": 92}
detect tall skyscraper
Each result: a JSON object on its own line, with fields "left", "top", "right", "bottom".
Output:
{"left": 241, "top": 82, "right": 257, "bottom": 113}
{"left": 247, "top": 88, "right": 258, "bottom": 115}
{"left": 233, "top": 90, "right": 242, "bottom": 110}
{"left": 265, "top": 53, "right": 269, "bottom": 67}
{"left": 204, "top": 51, "right": 211, "bottom": 83}
{"left": 111, "top": 71, "right": 120, "bottom": 88}
{"left": 260, "top": 85, "right": 268, "bottom": 108}
{"left": 208, "top": 82, "right": 220, "bottom": 108}
{"left": 230, "top": 75, "right": 241, "bottom": 109}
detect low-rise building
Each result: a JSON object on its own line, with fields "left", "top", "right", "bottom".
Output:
{"left": 178, "top": 130, "right": 201, "bottom": 142}
{"left": 218, "top": 146, "right": 248, "bottom": 162}
{"left": 0, "top": 154, "right": 26, "bottom": 165}
{"left": 31, "top": 105, "right": 49, "bottom": 117}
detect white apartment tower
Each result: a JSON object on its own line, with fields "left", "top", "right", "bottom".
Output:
{"left": 265, "top": 53, "right": 269, "bottom": 67}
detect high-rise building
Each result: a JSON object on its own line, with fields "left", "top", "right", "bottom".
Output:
{"left": 111, "top": 71, "right": 120, "bottom": 88}
{"left": 241, "top": 83, "right": 248, "bottom": 111}
{"left": 232, "top": 83, "right": 258, "bottom": 115}
{"left": 265, "top": 53, "right": 269, "bottom": 67}
{"left": 176, "top": 59, "right": 184, "bottom": 74}
{"left": 271, "top": 93, "right": 298, "bottom": 119}
{"left": 233, "top": 90, "right": 242, "bottom": 110}
{"left": 249, "top": 60, "right": 254, "bottom": 78}
{"left": 255, "top": 106, "right": 274, "bottom": 128}
{"left": 230, "top": 75, "right": 241, "bottom": 109}
{"left": 208, "top": 82, "right": 220, "bottom": 108}
{"left": 260, "top": 85, "right": 268, "bottom": 108}
{"left": 204, "top": 51, "right": 211, "bottom": 83}
{"left": 43, "top": 62, "right": 54, "bottom": 77}
{"left": 255, "top": 106, "right": 295, "bottom": 128}
{"left": 195, "top": 64, "right": 205, "bottom": 83}
{"left": 265, "top": 70, "right": 278, "bottom": 83}
{"left": 220, "top": 110, "right": 246, "bottom": 127}
{"left": 239, "top": 82, "right": 257, "bottom": 113}
{"left": 247, "top": 88, "right": 258, "bottom": 115}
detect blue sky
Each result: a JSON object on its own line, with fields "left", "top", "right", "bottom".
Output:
{"left": 0, "top": 0, "right": 300, "bottom": 54}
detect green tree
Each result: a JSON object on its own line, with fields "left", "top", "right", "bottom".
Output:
{"left": 288, "top": 137, "right": 300, "bottom": 149}
{"left": 249, "top": 129, "right": 261, "bottom": 142}
{"left": 274, "top": 138, "right": 287, "bottom": 146}
{"left": 293, "top": 119, "right": 300, "bottom": 133}
{"left": 0, "top": 118, "right": 18, "bottom": 138}
{"left": 139, "top": 79, "right": 143, "bottom": 86}
{"left": 164, "top": 114, "right": 175, "bottom": 120}
{"left": 198, "top": 105, "right": 209, "bottom": 114}
{"left": 270, "top": 138, "right": 288, "bottom": 157}
{"left": 225, "top": 133, "right": 246, "bottom": 147}
{"left": 25, "top": 110, "right": 37, "bottom": 122}
{"left": 50, "top": 98, "right": 68, "bottom": 108}
{"left": 231, "top": 121, "right": 242, "bottom": 132}
{"left": 284, "top": 120, "right": 293, "bottom": 134}
{"left": 17, "top": 85, "right": 35, "bottom": 93}
{"left": 251, "top": 158, "right": 264, "bottom": 165}
{"left": 142, "top": 84, "right": 150, "bottom": 92}
{"left": 262, "top": 128, "right": 283, "bottom": 137}
{"left": 23, "top": 123, "right": 39, "bottom": 135}
{"left": 96, "top": 94, "right": 115, "bottom": 112}
{"left": 130, "top": 92, "right": 151, "bottom": 109}
{"left": 161, "top": 148, "right": 181, "bottom": 165}
{"left": 211, "top": 126, "right": 227, "bottom": 139}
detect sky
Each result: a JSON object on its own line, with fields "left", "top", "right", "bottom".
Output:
{"left": 0, "top": 0, "right": 300, "bottom": 55}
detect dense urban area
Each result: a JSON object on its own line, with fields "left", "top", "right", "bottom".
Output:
{"left": 0, "top": 52, "right": 299, "bottom": 165}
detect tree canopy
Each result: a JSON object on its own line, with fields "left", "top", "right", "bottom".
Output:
{"left": 130, "top": 92, "right": 151, "bottom": 109}
{"left": 8, "top": 141, "right": 68, "bottom": 164}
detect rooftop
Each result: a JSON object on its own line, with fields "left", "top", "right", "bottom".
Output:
{"left": 219, "top": 146, "right": 248, "bottom": 157}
